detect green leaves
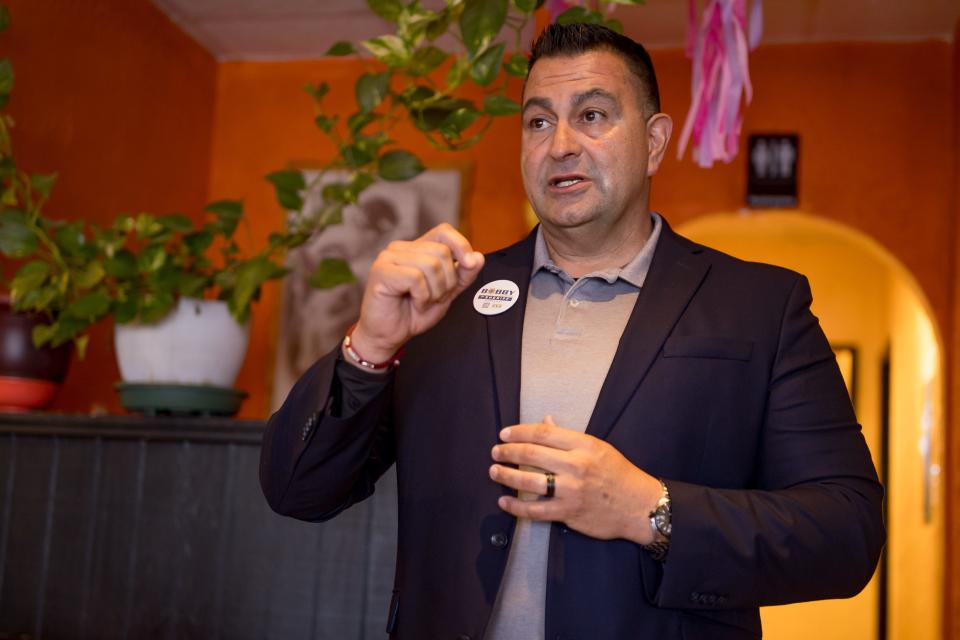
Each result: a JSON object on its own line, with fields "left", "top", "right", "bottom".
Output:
{"left": 484, "top": 95, "right": 521, "bottom": 115}
{"left": 0, "top": 6, "right": 11, "bottom": 33}
{"left": 325, "top": 41, "right": 356, "bottom": 56}
{"left": 205, "top": 199, "right": 243, "bottom": 237}
{"left": 304, "top": 82, "right": 330, "bottom": 102}
{"left": 556, "top": 6, "right": 597, "bottom": 24}
{"left": 440, "top": 107, "right": 480, "bottom": 139}
{"left": 361, "top": 35, "right": 411, "bottom": 67}
{"left": 470, "top": 42, "right": 505, "bottom": 86}
{"left": 266, "top": 170, "right": 306, "bottom": 210}
{"left": 347, "top": 111, "right": 376, "bottom": 134}
{"left": 0, "top": 209, "right": 37, "bottom": 257}
{"left": 378, "top": 149, "right": 424, "bottom": 181}
{"left": 445, "top": 57, "right": 470, "bottom": 90}
{"left": 460, "top": 0, "right": 508, "bottom": 57}
{"left": 30, "top": 173, "right": 56, "bottom": 198}
{"left": 367, "top": 0, "right": 404, "bottom": 22}
{"left": 54, "top": 222, "right": 95, "bottom": 259}
{"left": 504, "top": 53, "right": 528, "bottom": 77}
{"left": 309, "top": 258, "right": 356, "bottom": 289}
{"left": 408, "top": 46, "right": 448, "bottom": 77}
{"left": 0, "top": 59, "right": 13, "bottom": 96}
{"left": 104, "top": 250, "right": 137, "bottom": 278}
{"left": 136, "top": 291, "right": 176, "bottom": 324}
{"left": 355, "top": 72, "right": 390, "bottom": 113}
{"left": 228, "top": 255, "right": 288, "bottom": 323}
{"left": 554, "top": 5, "right": 621, "bottom": 32}
{"left": 66, "top": 290, "right": 110, "bottom": 321}
{"left": 183, "top": 230, "right": 213, "bottom": 257}
{"left": 11, "top": 261, "right": 50, "bottom": 299}
{"left": 137, "top": 243, "right": 167, "bottom": 273}
{"left": 74, "top": 261, "right": 105, "bottom": 290}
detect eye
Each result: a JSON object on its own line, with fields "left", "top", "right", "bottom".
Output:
{"left": 528, "top": 117, "right": 549, "bottom": 130}
{"left": 582, "top": 109, "right": 604, "bottom": 123}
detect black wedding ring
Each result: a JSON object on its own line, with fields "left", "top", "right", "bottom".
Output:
{"left": 544, "top": 472, "right": 556, "bottom": 499}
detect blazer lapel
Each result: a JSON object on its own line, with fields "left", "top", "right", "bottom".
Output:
{"left": 585, "top": 220, "right": 711, "bottom": 441}
{"left": 484, "top": 230, "right": 537, "bottom": 431}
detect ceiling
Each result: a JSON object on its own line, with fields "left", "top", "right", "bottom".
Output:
{"left": 152, "top": 0, "right": 960, "bottom": 61}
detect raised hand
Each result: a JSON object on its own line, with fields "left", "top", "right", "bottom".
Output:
{"left": 348, "top": 223, "right": 485, "bottom": 364}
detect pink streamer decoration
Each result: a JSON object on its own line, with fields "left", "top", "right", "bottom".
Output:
{"left": 676, "top": 0, "right": 763, "bottom": 168}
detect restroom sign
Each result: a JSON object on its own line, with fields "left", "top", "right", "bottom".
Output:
{"left": 747, "top": 134, "right": 798, "bottom": 207}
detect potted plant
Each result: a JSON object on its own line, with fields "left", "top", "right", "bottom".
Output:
{"left": 104, "top": 202, "right": 292, "bottom": 415}
{"left": 0, "top": 4, "right": 113, "bottom": 410}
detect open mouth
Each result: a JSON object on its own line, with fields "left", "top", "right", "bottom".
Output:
{"left": 549, "top": 174, "right": 589, "bottom": 190}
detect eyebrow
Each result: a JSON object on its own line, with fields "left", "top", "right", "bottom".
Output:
{"left": 521, "top": 88, "right": 620, "bottom": 116}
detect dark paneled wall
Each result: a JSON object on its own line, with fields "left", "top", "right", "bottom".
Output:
{"left": 0, "top": 414, "right": 397, "bottom": 640}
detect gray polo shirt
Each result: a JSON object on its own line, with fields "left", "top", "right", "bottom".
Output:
{"left": 486, "top": 213, "right": 662, "bottom": 640}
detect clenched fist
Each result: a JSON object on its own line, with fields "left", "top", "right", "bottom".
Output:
{"left": 347, "top": 223, "right": 485, "bottom": 366}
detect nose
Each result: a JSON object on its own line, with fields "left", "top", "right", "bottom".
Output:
{"left": 549, "top": 120, "right": 581, "bottom": 161}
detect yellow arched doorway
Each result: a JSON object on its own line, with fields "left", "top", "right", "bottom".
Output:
{"left": 678, "top": 211, "right": 945, "bottom": 640}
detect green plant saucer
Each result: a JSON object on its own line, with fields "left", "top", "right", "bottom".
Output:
{"left": 115, "top": 382, "right": 247, "bottom": 417}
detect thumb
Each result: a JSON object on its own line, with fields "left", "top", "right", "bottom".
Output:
{"left": 455, "top": 251, "right": 485, "bottom": 289}
{"left": 544, "top": 415, "right": 556, "bottom": 426}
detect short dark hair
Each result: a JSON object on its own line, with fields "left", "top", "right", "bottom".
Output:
{"left": 527, "top": 23, "right": 661, "bottom": 116}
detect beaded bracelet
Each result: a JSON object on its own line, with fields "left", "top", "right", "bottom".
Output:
{"left": 342, "top": 324, "right": 403, "bottom": 371}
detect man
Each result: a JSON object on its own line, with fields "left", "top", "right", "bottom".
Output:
{"left": 261, "top": 23, "right": 884, "bottom": 640}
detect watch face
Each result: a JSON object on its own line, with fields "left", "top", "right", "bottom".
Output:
{"left": 654, "top": 506, "right": 672, "bottom": 537}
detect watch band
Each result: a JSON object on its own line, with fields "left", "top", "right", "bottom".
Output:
{"left": 642, "top": 479, "right": 671, "bottom": 562}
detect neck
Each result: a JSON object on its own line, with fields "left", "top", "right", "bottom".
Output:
{"left": 541, "top": 213, "right": 653, "bottom": 278}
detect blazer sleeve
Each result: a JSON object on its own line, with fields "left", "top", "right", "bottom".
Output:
{"left": 648, "top": 275, "right": 885, "bottom": 610}
{"left": 259, "top": 345, "right": 396, "bottom": 522}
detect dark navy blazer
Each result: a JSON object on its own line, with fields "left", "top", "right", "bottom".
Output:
{"left": 261, "top": 218, "right": 884, "bottom": 640}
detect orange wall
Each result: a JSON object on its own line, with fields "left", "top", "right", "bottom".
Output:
{"left": 208, "top": 40, "right": 957, "bottom": 422}
{"left": 0, "top": 0, "right": 217, "bottom": 413}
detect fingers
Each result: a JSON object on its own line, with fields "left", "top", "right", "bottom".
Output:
{"left": 491, "top": 442, "right": 576, "bottom": 475}
{"left": 420, "top": 223, "right": 485, "bottom": 289}
{"left": 500, "top": 417, "right": 587, "bottom": 451}
{"left": 421, "top": 223, "right": 475, "bottom": 266}
{"left": 489, "top": 464, "right": 559, "bottom": 497}
{"left": 496, "top": 495, "right": 562, "bottom": 521}
{"left": 382, "top": 242, "right": 458, "bottom": 301}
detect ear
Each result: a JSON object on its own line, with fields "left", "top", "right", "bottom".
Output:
{"left": 646, "top": 113, "right": 673, "bottom": 176}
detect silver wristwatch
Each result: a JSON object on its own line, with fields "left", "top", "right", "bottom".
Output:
{"left": 642, "top": 479, "right": 671, "bottom": 562}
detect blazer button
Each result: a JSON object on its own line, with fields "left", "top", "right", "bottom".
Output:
{"left": 490, "top": 532, "right": 509, "bottom": 549}
{"left": 456, "top": 635, "right": 471, "bottom": 640}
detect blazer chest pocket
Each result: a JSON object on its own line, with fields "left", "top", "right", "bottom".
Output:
{"left": 662, "top": 336, "right": 754, "bottom": 361}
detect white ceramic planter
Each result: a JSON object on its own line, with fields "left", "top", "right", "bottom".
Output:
{"left": 114, "top": 297, "right": 250, "bottom": 388}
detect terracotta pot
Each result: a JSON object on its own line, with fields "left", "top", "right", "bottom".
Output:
{"left": 0, "top": 297, "right": 72, "bottom": 411}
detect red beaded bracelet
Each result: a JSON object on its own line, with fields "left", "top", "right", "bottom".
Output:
{"left": 342, "top": 324, "right": 403, "bottom": 371}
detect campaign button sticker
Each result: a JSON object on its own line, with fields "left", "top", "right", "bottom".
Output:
{"left": 473, "top": 280, "right": 520, "bottom": 316}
